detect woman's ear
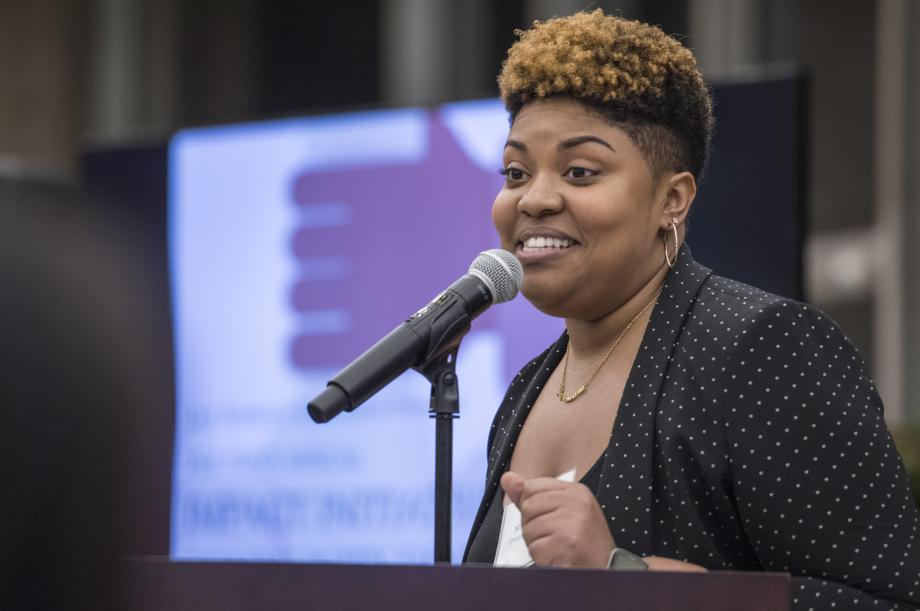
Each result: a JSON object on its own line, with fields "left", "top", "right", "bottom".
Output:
{"left": 658, "top": 171, "right": 696, "bottom": 230}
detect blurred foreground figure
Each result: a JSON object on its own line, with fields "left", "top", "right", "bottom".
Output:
{"left": 0, "top": 172, "right": 165, "bottom": 610}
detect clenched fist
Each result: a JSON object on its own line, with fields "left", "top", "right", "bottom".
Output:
{"left": 500, "top": 471, "right": 614, "bottom": 568}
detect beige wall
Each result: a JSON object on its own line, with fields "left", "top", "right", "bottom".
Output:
{"left": 0, "top": 1, "right": 86, "bottom": 174}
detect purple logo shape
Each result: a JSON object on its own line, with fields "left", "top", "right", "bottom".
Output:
{"left": 289, "top": 112, "right": 504, "bottom": 370}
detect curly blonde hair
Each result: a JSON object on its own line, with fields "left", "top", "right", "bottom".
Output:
{"left": 499, "top": 10, "right": 713, "bottom": 180}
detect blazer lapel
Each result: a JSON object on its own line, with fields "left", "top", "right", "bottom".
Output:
{"left": 594, "top": 246, "right": 712, "bottom": 556}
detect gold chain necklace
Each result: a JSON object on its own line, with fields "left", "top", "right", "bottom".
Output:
{"left": 557, "top": 288, "right": 662, "bottom": 403}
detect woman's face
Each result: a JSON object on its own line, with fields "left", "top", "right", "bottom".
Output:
{"left": 493, "top": 97, "right": 669, "bottom": 320}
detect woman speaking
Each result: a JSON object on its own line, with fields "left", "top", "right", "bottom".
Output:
{"left": 463, "top": 10, "right": 919, "bottom": 610}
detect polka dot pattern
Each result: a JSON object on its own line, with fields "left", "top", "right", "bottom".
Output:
{"left": 463, "top": 246, "right": 920, "bottom": 609}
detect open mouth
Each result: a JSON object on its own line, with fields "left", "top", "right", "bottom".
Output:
{"left": 518, "top": 236, "right": 577, "bottom": 253}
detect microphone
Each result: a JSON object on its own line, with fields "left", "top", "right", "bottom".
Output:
{"left": 307, "top": 249, "right": 523, "bottom": 423}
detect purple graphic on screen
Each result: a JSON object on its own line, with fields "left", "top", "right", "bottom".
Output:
{"left": 288, "top": 112, "right": 504, "bottom": 370}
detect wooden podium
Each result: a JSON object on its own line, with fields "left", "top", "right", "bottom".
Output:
{"left": 126, "top": 559, "right": 790, "bottom": 610}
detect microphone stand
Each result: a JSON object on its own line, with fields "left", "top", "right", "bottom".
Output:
{"left": 415, "top": 347, "right": 460, "bottom": 564}
{"left": 306, "top": 253, "right": 521, "bottom": 562}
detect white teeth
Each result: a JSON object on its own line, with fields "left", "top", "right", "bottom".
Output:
{"left": 522, "top": 236, "right": 573, "bottom": 249}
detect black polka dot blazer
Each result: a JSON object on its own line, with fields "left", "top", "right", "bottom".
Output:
{"left": 463, "top": 246, "right": 920, "bottom": 610}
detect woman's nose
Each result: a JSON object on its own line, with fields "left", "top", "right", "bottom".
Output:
{"left": 517, "top": 176, "right": 563, "bottom": 217}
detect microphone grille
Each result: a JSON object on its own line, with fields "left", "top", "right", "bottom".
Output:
{"left": 469, "top": 249, "right": 523, "bottom": 304}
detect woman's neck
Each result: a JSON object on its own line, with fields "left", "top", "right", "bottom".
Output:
{"left": 564, "top": 263, "right": 670, "bottom": 360}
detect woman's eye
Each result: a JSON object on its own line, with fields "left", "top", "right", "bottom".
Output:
{"left": 565, "top": 166, "right": 596, "bottom": 179}
{"left": 499, "top": 167, "right": 526, "bottom": 182}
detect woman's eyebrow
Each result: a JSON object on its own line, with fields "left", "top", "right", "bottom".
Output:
{"left": 503, "top": 135, "right": 616, "bottom": 152}
{"left": 559, "top": 135, "right": 616, "bottom": 152}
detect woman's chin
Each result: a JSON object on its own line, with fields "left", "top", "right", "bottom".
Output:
{"left": 521, "top": 283, "right": 573, "bottom": 318}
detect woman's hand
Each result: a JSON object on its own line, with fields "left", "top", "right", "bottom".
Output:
{"left": 642, "top": 556, "right": 707, "bottom": 572}
{"left": 501, "top": 471, "right": 613, "bottom": 568}
{"left": 501, "top": 471, "right": 708, "bottom": 572}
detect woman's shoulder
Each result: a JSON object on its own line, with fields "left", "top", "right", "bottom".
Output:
{"left": 699, "top": 272, "right": 794, "bottom": 313}
{"left": 697, "top": 272, "right": 877, "bottom": 397}
{"left": 686, "top": 271, "right": 869, "bottom": 377}
{"left": 697, "top": 273, "right": 847, "bottom": 342}
{"left": 669, "top": 253, "right": 810, "bottom": 338}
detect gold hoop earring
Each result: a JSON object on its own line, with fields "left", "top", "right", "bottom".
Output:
{"left": 663, "top": 218, "right": 679, "bottom": 268}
